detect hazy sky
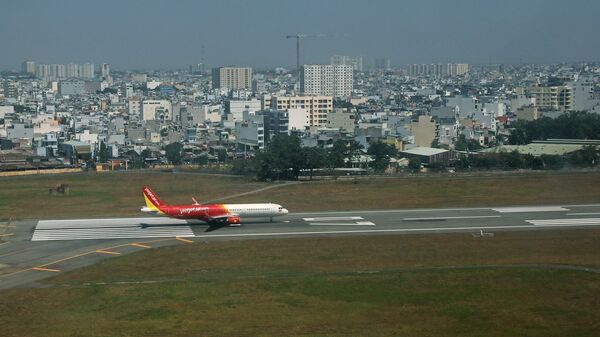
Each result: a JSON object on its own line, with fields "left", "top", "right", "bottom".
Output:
{"left": 1, "top": 0, "right": 599, "bottom": 70}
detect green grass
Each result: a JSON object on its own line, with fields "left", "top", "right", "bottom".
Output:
{"left": 0, "top": 172, "right": 267, "bottom": 219}
{"left": 2, "top": 171, "right": 600, "bottom": 335}
{"left": 1, "top": 230, "right": 600, "bottom": 336}
{"left": 1, "top": 171, "right": 600, "bottom": 219}
{"left": 228, "top": 171, "right": 600, "bottom": 211}
{"left": 2, "top": 269, "right": 599, "bottom": 337}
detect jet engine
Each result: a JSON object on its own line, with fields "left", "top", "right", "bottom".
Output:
{"left": 227, "top": 215, "right": 241, "bottom": 224}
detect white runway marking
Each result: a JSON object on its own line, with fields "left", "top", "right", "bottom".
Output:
{"left": 290, "top": 204, "right": 600, "bottom": 216}
{"left": 402, "top": 215, "right": 501, "bottom": 221}
{"left": 303, "top": 216, "right": 374, "bottom": 226}
{"left": 32, "top": 218, "right": 194, "bottom": 241}
{"left": 567, "top": 213, "right": 600, "bottom": 216}
{"left": 493, "top": 206, "right": 569, "bottom": 213}
{"left": 526, "top": 218, "right": 600, "bottom": 226}
{"left": 303, "top": 216, "right": 364, "bottom": 221}
{"left": 309, "top": 221, "right": 376, "bottom": 226}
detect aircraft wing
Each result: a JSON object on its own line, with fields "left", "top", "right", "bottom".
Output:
{"left": 205, "top": 213, "right": 241, "bottom": 232}
{"left": 207, "top": 213, "right": 238, "bottom": 220}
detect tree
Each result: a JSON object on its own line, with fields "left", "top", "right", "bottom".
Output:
{"left": 13, "top": 105, "right": 33, "bottom": 113}
{"left": 508, "top": 112, "right": 600, "bottom": 145}
{"left": 125, "top": 150, "right": 144, "bottom": 169}
{"left": 217, "top": 149, "right": 228, "bottom": 163}
{"left": 454, "top": 134, "right": 482, "bottom": 152}
{"left": 254, "top": 135, "right": 304, "bottom": 180}
{"left": 569, "top": 145, "right": 599, "bottom": 167}
{"left": 367, "top": 141, "right": 397, "bottom": 172}
{"left": 231, "top": 158, "right": 256, "bottom": 176}
{"left": 140, "top": 148, "right": 153, "bottom": 161}
{"left": 301, "top": 147, "right": 327, "bottom": 180}
{"left": 329, "top": 139, "right": 364, "bottom": 168}
{"left": 165, "top": 142, "right": 183, "bottom": 165}
{"left": 408, "top": 157, "right": 422, "bottom": 172}
{"left": 333, "top": 99, "right": 353, "bottom": 109}
{"left": 98, "top": 141, "right": 108, "bottom": 163}
{"left": 140, "top": 148, "right": 153, "bottom": 166}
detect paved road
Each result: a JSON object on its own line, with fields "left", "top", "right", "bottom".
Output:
{"left": 2, "top": 203, "right": 600, "bottom": 290}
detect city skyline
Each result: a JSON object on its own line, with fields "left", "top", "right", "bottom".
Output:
{"left": 1, "top": 0, "right": 600, "bottom": 71}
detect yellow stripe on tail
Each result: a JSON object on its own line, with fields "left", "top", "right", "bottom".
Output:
{"left": 142, "top": 186, "right": 165, "bottom": 215}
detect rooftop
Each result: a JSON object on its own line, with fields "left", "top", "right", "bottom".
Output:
{"left": 401, "top": 147, "right": 449, "bottom": 157}
{"left": 482, "top": 144, "right": 584, "bottom": 156}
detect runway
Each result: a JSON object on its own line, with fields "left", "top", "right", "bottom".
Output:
{"left": 2, "top": 203, "right": 600, "bottom": 289}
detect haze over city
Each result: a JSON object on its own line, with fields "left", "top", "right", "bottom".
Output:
{"left": 3, "top": 1, "right": 600, "bottom": 336}
{"left": 1, "top": 0, "right": 600, "bottom": 70}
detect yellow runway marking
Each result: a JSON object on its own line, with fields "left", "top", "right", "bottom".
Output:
{"left": 32, "top": 267, "right": 60, "bottom": 272}
{"left": 130, "top": 243, "right": 151, "bottom": 248}
{"left": 0, "top": 238, "right": 176, "bottom": 280}
{"left": 96, "top": 250, "right": 121, "bottom": 255}
{"left": 176, "top": 237, "right": 194, "bottom": 243}
{"left": 0, "top": 233, "right": 14, "bottom": 237}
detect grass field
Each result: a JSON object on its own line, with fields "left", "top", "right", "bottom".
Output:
{"left": 2, "top": 171, "right": 600, "bottom": 336}
{"left": 229, "top": 171, "right": 600, "bottom": 211}
{"left": 1, "top": 230, "right": 600, "bottom": 336}
{"left": 1, "top": 170, "right": 600, "bottom": 219}
{"left": 0, "top": 172, "right": 268, "bottom": 219}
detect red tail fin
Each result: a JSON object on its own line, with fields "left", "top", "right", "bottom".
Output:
{"left": 142, "top": 186, "right": 165, "bottom": 208}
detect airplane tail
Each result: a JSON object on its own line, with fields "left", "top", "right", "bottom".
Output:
{"left": 142, "top": 186, "right": 166, "bottom": 214}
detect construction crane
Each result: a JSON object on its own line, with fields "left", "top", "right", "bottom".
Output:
{"left": 285, "top": 33, "right": 342, "bottom": 80}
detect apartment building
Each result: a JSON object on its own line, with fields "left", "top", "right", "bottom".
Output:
{"left": 212, "top": 67, "right": 252, "bottom": 90}
{"left": 263, "top": 95, "right": 333, "bottom": 127}
{"left": 300, "top": 64, "right": 353, "bottom": 97}
{"left": 525, "top": 85, "right": 573, "bottom": 111}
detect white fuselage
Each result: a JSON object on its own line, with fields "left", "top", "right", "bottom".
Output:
{"left": 223, "top": 203, "right": 288, "bottom": 218}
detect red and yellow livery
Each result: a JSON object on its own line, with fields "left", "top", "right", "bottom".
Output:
{"left": 141, "top": 186, "right": 288, "bottom": 225}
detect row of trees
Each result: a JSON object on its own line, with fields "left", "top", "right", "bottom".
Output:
{"left": 447, "top": 146, "right": 599, "bottom": 172}
{"left": 232, "top": 135, "right": 398, "bottom": 181}
{"left": 509, "top": 111, "right": 600, "bottom": 144}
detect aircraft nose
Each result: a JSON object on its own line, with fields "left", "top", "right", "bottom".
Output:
{"left": 283, "top": 208, "right": 289, "bottom": 214}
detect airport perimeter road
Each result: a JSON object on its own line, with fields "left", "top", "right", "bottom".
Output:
{"left": 2, "top": 203, "right": 600, "bottom": 289}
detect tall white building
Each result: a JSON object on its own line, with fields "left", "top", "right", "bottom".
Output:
{"left": 128, "top": 97, "right": 142, "bottom": 117}
{"left": 66, "top": 63, "right": 79, "bottom": 78}
{"left": 35, "top": 64, "right": 49, "bottom": 79}
{"left": 330, "top": 55, "right": 363, "bottom": 71}
{"left": 301, "top": 64, "right": 353, "bottom": 97}
{"left": 48, "top": 64, "right": 66, "bottom": 80}
{"left": 22, "top": 61, "right": 35, "bottom": 74}
{"left": 212, "top": 67, "right": 252, "bottom": 90}
{"left": 408, "top": 63, "right": 469, "bottom": 76}
{"left": 101, "top": 63, "right": 110, "bottom": 78}
{"left": 81, "top": 63, "right": 95, "bottom": 79}
{"left": 125, "top": 83, "right": 134, "bottom": 98}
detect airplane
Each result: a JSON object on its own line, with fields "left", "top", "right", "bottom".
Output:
{"left": 140, "top": 186, "right": 289, "bottom": 228}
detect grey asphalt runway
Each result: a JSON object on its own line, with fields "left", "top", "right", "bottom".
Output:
{"left": 2, "top": 203, "right": 600, "bottom": 290}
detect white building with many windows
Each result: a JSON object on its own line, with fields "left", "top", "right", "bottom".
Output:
{"left": 263, "top": 95, "right": 333, "bottom": 127}
{"left": 301, "top": 64, "right": 353, "bottom": 97}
